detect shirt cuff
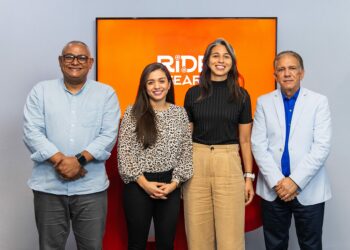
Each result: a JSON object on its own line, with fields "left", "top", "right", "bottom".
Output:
{"left": 85, "top": 145, "right": 111, "bottom": 161}
{"left": 171, "top": 178, "right": 180, "bottom": 187}
{"left": 30, "top": 146, "right": 59, "bottom": 162}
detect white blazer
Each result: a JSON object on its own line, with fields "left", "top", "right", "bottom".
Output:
{"left": 251, "top": 87, "right": 332, "bottom": 205}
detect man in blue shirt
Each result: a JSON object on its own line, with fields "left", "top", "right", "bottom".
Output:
{"left": 251, "top": 51, "right": 332, "bottom": 250}
{"left": 23, "top": 41, "right": 120, "bottom": 249}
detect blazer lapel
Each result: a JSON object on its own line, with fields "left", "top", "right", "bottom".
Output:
{"left": 273, "top": 90, "right": 286, "bottom": 139}
{"left": 289, "top": 88, "right": 307, "bottom": 138}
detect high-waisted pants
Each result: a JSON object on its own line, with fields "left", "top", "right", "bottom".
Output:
{"left": 183, "top": 143, "right": 245, "bottom": 250}
{"left": 123, "top": 169, "right": 180, "bottom": 250}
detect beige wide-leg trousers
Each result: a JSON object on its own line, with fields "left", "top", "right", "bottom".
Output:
{"left": 183, "top": 143, "right": 245, "bottom": 250}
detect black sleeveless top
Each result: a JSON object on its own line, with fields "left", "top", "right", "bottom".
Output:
{"left": 184, "top": 80, "right": 252, "bottom": 145}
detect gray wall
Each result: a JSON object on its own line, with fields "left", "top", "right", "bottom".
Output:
{"left": 1, "top": 0, "right": 348, "bottom": 249}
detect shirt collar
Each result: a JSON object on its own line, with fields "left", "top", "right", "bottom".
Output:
{"left": 61, "top": 79, "right": 89, "bottom": 95}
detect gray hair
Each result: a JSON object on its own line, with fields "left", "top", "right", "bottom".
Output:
{"left": 274, "top": 50, "right": 304, "bottom": 70}
{"left": 61, "top": 40, "right": 90, "bottom": 55}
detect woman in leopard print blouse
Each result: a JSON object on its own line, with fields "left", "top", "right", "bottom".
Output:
{"left": 118, "top": 62, "right": 193, "bottom": 250}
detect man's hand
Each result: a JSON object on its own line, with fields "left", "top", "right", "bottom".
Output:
{"left": 49, "top": 152, "right": 65, "bottom": 166}
{"left": 275, "top": 177, "right": 299, "bottom": 202}
{"left": 55, "top": 156, "right": 86, "bottom": 180}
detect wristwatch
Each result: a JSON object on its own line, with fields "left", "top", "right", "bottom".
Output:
{"left": 243, "top": 172, "right": 255, "bottom": 181}
{"left": 75, "top": 153, "right": 87, "bottom": 167}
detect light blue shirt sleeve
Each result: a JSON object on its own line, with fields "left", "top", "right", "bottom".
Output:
{"left": 85, "top": 88, "right": 121, "bottom": 161}
{"left": 23, "top": 83, "right": 59, "bottom": 162}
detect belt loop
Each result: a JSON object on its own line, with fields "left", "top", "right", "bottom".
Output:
{"left": 210, "top": 146, "right": 214, "bottom": 151}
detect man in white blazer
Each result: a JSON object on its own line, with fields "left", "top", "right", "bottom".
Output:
{"left": 251, "top": 51, "right": 331, "bottom": 250}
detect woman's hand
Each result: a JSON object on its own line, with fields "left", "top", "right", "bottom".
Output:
{"left": 145, "top": 182, "right": 168, "bottom": 199}
{"left": 244, "top": 178, "right": 255, "bottom": 206}
{"left": 159, "top": 182, "right": 178, "bottom": 196}
{"left": 137, "top": 176, "right": 167, "bottom": 199}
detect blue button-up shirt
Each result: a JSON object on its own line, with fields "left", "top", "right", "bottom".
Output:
{"left": 281, "top": 88, "right": 300, "bottom": 177}
{"left": 23, "top": 79, "right": 120, "bottom": 195}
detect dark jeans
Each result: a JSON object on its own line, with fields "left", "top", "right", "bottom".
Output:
{"left": 262, "top": 197, "right": 325, "bottom": 250}
{"left": 33, "top": 190, "right": 107, "bottom": 250}
{"left": 123, "top": 170, "right": 180, "bottom": 250}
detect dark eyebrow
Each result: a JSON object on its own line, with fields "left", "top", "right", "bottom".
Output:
{"left": 211, "top": 52, "right": 230, "bottom": 55}
{"left": 147, "top": 77, "right": 166, "bottom": 82}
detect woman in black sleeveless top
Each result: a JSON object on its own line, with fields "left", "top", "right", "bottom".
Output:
{"left": 183, "top": 38, "right": 255, "bottom": 250}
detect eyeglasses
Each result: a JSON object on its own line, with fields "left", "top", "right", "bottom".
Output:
{"left": 61, "top": 54, "right": 91, "bottom": 64}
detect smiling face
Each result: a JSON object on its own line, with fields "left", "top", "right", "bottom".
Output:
{"left": 145, "top": 69, "right": 171, "bottom": 107}
{"left": 208, "top": 44, "right": 233, "bottom": 81}
{"left": 59, "top": 43, "right": 94, "bottom": 86}
{"left": 274, "top": 54, "right": 304, "bottom": 98}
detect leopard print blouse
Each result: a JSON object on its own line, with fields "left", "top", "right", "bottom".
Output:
{"left": 118, "top": 104, "right": 193, "bottom": 184}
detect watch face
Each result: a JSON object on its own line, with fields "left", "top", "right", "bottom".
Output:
{"left": 75, "top": 154, "right": 87, "bottom": 166}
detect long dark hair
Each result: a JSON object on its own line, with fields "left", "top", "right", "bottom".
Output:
{"left": 132, "top": 62, "right": 175, "bottom": 149}
{"left": 198, "top": 38, "right": 244, "bottom": 103}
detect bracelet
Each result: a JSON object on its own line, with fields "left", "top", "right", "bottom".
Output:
{"left": 243, "top": 172, "right": 255, "bottom": 181}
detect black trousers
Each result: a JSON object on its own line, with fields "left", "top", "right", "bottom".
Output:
{"left": 123, "top": 170, "right": 181, "bottom": 250}
{"left": 262, "top": 198, "right": 325, "bottom": 250}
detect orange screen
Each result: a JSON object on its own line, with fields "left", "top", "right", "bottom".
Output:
{"left": 96, "top": 18, "right": 277, "bottom": 114}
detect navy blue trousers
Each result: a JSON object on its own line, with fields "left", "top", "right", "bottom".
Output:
{"left": 262, "top": 198, "right": 324, "bottom": 250}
